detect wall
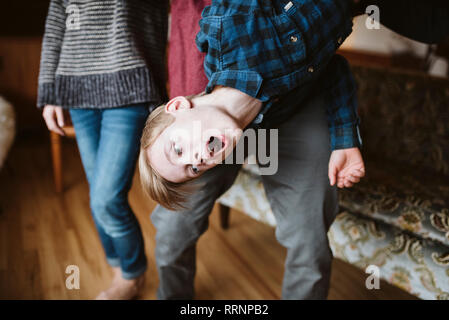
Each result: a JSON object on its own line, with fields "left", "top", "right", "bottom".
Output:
{"left": 0, "top": 1, "right": 49, "bottom": 135}
{"left": 0, "top": 37, "right": 45, "bottom": 135}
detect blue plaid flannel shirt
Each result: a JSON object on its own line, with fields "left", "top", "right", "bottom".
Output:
{"left": 196, "top": 0, "right": 362, "bottom": 150}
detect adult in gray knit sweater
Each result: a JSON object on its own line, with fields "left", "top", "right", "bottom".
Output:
{"left": 37, "top": 0, "right": 168, "bottom": 299}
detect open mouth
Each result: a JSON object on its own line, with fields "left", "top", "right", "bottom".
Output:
{"left": 207, "top": 135, "right": 226, "bottom": 157}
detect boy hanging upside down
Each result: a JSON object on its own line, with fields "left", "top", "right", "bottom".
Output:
{"left": 140, "top": 0, "right": 365, "bottom": 300}
{"left": 140, "top": 0, "right": 365, "bottom": 210}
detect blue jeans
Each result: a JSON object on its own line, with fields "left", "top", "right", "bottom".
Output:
{"left": 69, "top": 104, "right": 150, "bottom": 279}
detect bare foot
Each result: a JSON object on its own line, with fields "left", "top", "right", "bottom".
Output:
{"left": 96, "top": 270, "right": 145, "bottom": 300}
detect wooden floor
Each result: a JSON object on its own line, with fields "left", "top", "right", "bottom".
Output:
{"left": 0, "top": 135, "right": 417, "bottom": 300}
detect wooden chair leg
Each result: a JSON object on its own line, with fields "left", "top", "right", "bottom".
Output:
{"left": 50, "top": 132, "right": 63, "bottom": 193}
{"left": 219, "top": 203, "right": 231, "bottom": 229}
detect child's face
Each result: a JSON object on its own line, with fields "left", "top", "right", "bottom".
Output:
{"left": 147, "top": 97, "right": 242, "bottom": 183}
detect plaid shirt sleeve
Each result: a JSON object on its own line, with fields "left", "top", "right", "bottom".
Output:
{"left": 196, "top": 8, "right": 266, "bottom": 99}
{"left": 322, "top": 54, "right": 362, "bottom": 150}
{"left": 196, "top": 13, "right": 220, "bottom": 78}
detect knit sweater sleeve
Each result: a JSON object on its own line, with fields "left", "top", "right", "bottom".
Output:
{"left": 37, "top": 0, "right": 66, "bottom": 107}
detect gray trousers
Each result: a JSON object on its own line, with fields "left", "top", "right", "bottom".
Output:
{"left": 151, "top": 94, "right": 339, "bottom": 299}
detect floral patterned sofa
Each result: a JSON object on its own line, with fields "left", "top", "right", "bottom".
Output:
{"left": 218, "top": 65, "right": 449, "bottom": 300}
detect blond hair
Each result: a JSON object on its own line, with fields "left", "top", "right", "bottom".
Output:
{"left": 139, "top": 96, "right": 202, "bottom": 210}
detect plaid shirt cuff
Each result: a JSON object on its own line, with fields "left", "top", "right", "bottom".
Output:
{"left": 329, "top": 123, "right": 362, "bottom": 150}
{"left": 205, "top": 70, "right": 264, "bottom": 100}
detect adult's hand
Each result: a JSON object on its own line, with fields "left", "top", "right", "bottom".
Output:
{"left": 42, "top": 105, "right": 66, "bottom": 136}
{"left": 328, "top": 147, "right": 365, "bottom": 188}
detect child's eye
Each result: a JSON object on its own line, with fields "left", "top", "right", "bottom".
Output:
{"left": 173, "top": 143, "right": 182, "bottom": 156}
{"left": 191, "top": 165, "right": 200, "bottom": 175}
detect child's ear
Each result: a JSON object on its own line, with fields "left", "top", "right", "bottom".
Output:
{"left": 165, "top": 96, "right": 192, "bottom": 114}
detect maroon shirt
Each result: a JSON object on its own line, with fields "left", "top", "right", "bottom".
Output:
{"left": 168, "top": 0, "right": 212, "bottom": 98}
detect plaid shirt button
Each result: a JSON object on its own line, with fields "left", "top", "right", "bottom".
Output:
{"left": 290, "top": 35, "right": 298, "bottom": 43}
{"left": 253, "top": 113, "right": 264, "bottom": 124}
{"left": 284, "top": 1, "right": 293, "bottom": 11}
{"left": 308, "top": 66, "right": 314, "bottom": 73}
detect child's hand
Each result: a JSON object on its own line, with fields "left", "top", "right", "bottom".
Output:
{"left": 328, "top": 148, "right": 365, "bottom": 188}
